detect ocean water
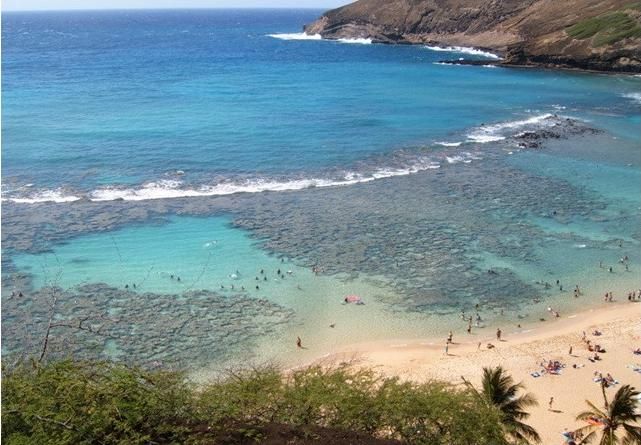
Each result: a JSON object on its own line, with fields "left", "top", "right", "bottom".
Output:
{"left": 2, "top": 9, "right": 640, "bottom": 370}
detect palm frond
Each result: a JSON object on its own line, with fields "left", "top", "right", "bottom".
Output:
{"left": 573, "top": 425, "right": 598, "bottom": 444}
{"left": 508, "top": 419, "right": 541, "bottom": 444}
{"left": 621, "top": 423, "right": 641, "bottom": 445}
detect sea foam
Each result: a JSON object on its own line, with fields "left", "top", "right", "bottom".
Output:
{"left": 3, "top": 114, "right": 567, "bottom": 204}
{"left": 424, "top": 45, "right": 501, "bottom": 60}
{"left": 2, "top": 188, "right": 81, "bottom": 204}
{"left": 88, "top": 164, "right": 443, "bottom": 202}
{"left": 6, "top": 160, "right": 442, "bottom": 204}
{"left": 267, "top": 32, "right": 322, "bottom": 41}
{"left": 466, "top": 113, "right": 555, "bottom": 144}
{"left": 337, "top": 37, "right": 372, "bottom": 44}
{"left": 621, "top": 92, "right": 641, "bottom": 104}
{"left": 435, "top": 141, "right": 463, "bottom": 147}
{"left": 267, "top": 33, "right": 372, "bottom": 45}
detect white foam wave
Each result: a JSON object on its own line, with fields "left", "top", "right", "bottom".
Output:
{"left": 466, "top": 113, "right": 555, "bottom": 144}
{"left": 424, "top": 45, "right": 501, "bottom": 60}
{"left": 267, "top": 33, "right": 372, "bottom": 45}
{"left": 337, "top": 37, "right": 372, "bottom": 44}
{"left": 267, "top": 32, "right": 322, "bottom": 41}
{"left": 88, "top": 163, "right": 446, "bottom": 202}
{"left": 435, "top": 141, "right": 463, "bottom": 147}
{"left": 5, "top": 164, "right": 445, "bottom": 205}
{"left": 446, "top": 155, "right": 465, "bottom": 164}
{"left": 8, "top": 115, "right": 565, "bottom": 205}
{"left": 3, "top": 188, "right": 81, "bottom": 204}
{"left": 371, "top": 163, "right": 441, "bottom": 179}
{"left": 621, "top": 92, "right": 641, "bottom": 104}
{"left": 467, "top": 134, "right": 506, "bottom": 143}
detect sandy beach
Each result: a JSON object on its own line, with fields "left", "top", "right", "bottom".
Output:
{"left": 301, "top": 301, "right": 641, "bottom": 444}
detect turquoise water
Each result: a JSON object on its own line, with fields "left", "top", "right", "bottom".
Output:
{"left": 2, "top": 9, "right": 640, "bottom": 200}
{"left": 2, "top": 9, "right": 640, "bottom": 369}
{"left": 10, "top": 216, "right": 441, "bottom": 367}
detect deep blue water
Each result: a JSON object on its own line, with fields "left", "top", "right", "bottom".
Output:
{"left": 2, "top": 9, "right": 640, "bottom": 201}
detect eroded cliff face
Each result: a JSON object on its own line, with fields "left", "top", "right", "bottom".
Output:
{"left": 304, "top": 0, "right": 641, "bottom": 72}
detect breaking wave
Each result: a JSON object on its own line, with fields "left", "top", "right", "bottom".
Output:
{"left": 266, "top": 32, "right": 322, "bottom": 40}
{"left": 424, "top": 45, "right": 501, "bottom": 60}
{"left": 267, "top": 33, "right": 371, "bottom": 45}
{"left": 3, "top": 113, "right": 575, "bottom": 204}
{"left": 621, "top": 92, "right": 641, "bottom": 104}
{"left": 2, "top": 188, "right": 82, "bottom": 204}
{"left": 337, "top": 37, "right": 372, "bottom": 44}
{"left": 435, "top": 141, "right": 463, "bottom": 147}
{"left": 466, "top": 113, "right": 556, "bottom": 143}
{"left": 3, "top": 164, "right": 442, "bottom": 204}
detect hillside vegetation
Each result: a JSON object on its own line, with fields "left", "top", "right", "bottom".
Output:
{"left": 567, "top": 11, "right": 641, "bottom": 46}
{"left": 2, "top": 360, "right": 509, "bottom": 445}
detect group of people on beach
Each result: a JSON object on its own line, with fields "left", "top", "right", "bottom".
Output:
{"left": 580, "top": 330, "right": 607, "bottom": 362}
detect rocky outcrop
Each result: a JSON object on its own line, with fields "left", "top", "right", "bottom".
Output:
{"left": 304, "top": 0, "right": 641, "bottom": 73}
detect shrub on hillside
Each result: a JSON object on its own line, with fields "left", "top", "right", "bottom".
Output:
{"left": 3, "top": 360, "right": 510, "bottom": 445}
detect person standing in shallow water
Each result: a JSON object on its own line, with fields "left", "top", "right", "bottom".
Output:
{"left": 296, "top": 336, "right": 302, "bottom": 348}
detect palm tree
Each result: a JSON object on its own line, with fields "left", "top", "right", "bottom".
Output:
{"left": 574, "top": 384, "right": 641, "bottom": 445}
{"left": 463, "top": 366, "right": 540, "bottom": 444}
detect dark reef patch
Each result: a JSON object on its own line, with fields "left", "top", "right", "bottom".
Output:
{"left": 1, "top": 283, "right": 293, "bottom": 368}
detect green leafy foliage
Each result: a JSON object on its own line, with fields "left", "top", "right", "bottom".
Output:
{"left": 2, "top": 360, "right": 194, "bottom": 445}
{"left": 567, "top": 11, "right": 641, "bottom": 46}
{"left": 3, "top": 360, "right": 513, "bottom": 445}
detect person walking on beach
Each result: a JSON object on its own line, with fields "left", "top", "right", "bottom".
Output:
{"left": 569, "top": 346, "right": 573, "bottom": 356}
{"left": 496, "top": 328, "right": 502, "bottom": 341}
{"left": 548, "top": 396, "right": 554, "bottom": 411}
{"left": 445, "top": 343, "right": 449, "bottom": 356}
{"left": 296, "top": 336, "right": 302, "bottom": 349}
{"left": 447, "top": 331, "right": 453, "bottom": 344}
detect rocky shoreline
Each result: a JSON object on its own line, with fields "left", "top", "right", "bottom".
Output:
{"left": 303, "top": 0, "right": 641, "bottom": 74}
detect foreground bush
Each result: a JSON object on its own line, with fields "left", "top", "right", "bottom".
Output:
{"left": 2, "top": 360, "right": 194, "bottom": 444}
{"left": 2, "top": 360, "right": 510, "bottom": 444}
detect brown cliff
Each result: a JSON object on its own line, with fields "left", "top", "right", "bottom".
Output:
{"left": 304, "top": 0, "right": 641, "bottom": 72}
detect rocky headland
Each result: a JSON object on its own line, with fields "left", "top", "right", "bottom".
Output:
{"left": 304, "top": 0, "right": 641, "bottom": 73}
